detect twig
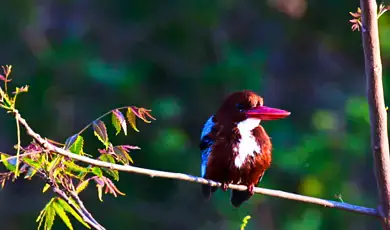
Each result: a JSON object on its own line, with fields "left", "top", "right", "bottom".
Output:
{"left": 360, "top": 0, "right": 390, "bottom": 228}
{"left": 53, "top": 187, "right": 105, "bottom": 230}
{"left": 12, "top": 109, "right": 380, "bottom": 218}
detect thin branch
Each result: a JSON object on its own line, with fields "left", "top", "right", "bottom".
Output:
{"left": 52, "top": 187, "right": 105, "bottom": 230}
{"left": 360, "top": 0, "right": 390, "bottom": 228}
{"left": 12, "top": 109, "right": 380, "bottom": 218}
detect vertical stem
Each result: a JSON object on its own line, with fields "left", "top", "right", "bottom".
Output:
{"left": 360, "top": 0, "right": 390, "bottom": 228}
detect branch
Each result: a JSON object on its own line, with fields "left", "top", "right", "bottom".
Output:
{"left": 12, "top": 109, "right": 380, "bottom": 219}
{"left": 360, "top": 0, "right": 390, "bottom": 228}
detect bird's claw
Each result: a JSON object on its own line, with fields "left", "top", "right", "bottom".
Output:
{"left": 222, "top": 183, "right": 228, "bottom": 191}
{"left": 247, "top": 185, "right": 254, "bottom": 195}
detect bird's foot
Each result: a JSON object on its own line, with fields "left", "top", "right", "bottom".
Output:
{"left": 247, "top": 185, "right": 254, "bottom": 195}
{"left": 221, "top": 183, "right": 229, "bottom": 192}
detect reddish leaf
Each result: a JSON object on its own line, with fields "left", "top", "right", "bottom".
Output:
{"left": 129, "top": 106, "right": 156, "bottom": 123}
{"left": 112, "top": 109, "right": 127, "bottom": 136}
{"left": 113, "top": 146, "right": 133, "bottom": 164}
{"left": 119, "top": 145, "right": 140, "bottom": 151}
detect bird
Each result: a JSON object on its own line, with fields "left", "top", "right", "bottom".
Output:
{"left": 199, "top": 90, "right": 290, "bottom": 207}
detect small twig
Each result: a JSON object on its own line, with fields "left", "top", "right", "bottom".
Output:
{"left": 53, "top": 187, "right": 105, "bottom": 230}
{"left": 14, "top": 115, "right": 21, "bottom": 178}
{"left": 77, "top": 106, "right": 130, "bottom": 135}
{"left": 12, "top": 109, "right": 380, "bottom": 218}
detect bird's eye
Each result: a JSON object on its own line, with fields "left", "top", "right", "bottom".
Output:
{"left": 236, "top": 103, "right": 246, "bottom": 110}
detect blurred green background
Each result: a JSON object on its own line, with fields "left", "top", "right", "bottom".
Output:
{"left": 0, "top": 0, "right": 389, "bottom": 229}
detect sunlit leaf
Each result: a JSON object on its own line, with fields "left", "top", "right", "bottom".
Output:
{"left": 240, "top": 215, "right": 251, "bottom": 230}
{"left": 13, "top": 85, "right": 29, "bottom": 95}
{"left": 126, "top": 108, "right": 139, "bottom": 132}
{"left": 76, "top": 180, "right": 90, "bottom": 194}
{"left": 113, "top": 146, "right": 134, "bottom": 164}
{"left": 98, "top": 154, "right": 119, "bottom": 180}
{"left": 129, "top": 106, "right": 156, "bottom": 123}
{"left": 97, "top": 184, "right": 103, "bottom": 202}
{"left": 47, "top": 156, "right": 61, "bottom": 172}
{"left": 112, "top": 109, "right": 127, "bottom": 135}
{"left": 42, "top": 183, "right": 51, "bottom": 193}
{"left": 64, "top": 134, "right": 79, "bottom": 150}
{"left": 44, "top": 204, "right": 56, "bottom": 230}
{"left": 23, "top": 156, "right": 42, "bottom": 169}
{"left": 92, "top": 120, "right": 109, "bottom": 148}
{"left": 0, "top": 153, "right": 16, "bottom": 172}
{"left": 57, "top": 198, "right": 90, "bottom": 229}
{"left": 65, "top": 135, "right": 84, "bottom": 155}
{"left": 64, "top": 161, "right": 88, "bottom": 173}
{"left": 91, "top": 167, "right": 103, "bottom": 177}
{"left": 53, "top": 201, "right": 73, "bottom": 230}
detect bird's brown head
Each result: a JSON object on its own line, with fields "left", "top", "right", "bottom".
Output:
{"left": 216, "top": 90, "right": 290, "bottom": 123}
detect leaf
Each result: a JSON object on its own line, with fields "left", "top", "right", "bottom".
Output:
{"left": 47, "top": 156, "right": 61, "bottom": 172}
{"left": 126, "top": 108, "right": 139, "bottom": 132}
{"left": 53, "top": 201, "right": 73, "bottom": 230}
{"left": 57, "top": 198, "right": 90, "bottom": 229}
{"left": 0, "top": 153, "right": 16, "bottom": 172}
{"left": 13, "top": 85, "right": 29, "bottom": 95}
{"left": 97, "top": 184, "right": 103, "bottom": 202}
{"left": 23, "top": 156, "right": 42, "bottom": 169}
{"left": 42, "top": 183, "right": 51, "bottom": 193}
{"left": 64, "top": 135, "right": 84, "bottom": 155}
{"left": 76, "top": 180, "right": 90, "bottom": 194}
{"left": 44, "top": 204, "right": 56, "bottom": 230}
{"left": 129, "top": 106, "right": 156, "bottom": 123}
{"left": 92, "top": 120, "right": 109, "bottom": 148}
{"left": 240, "top": 215, "right": 251, "bottom": 230}
{"left": 99, "top": 154, "right": 119, "bottom": 180}
{"left": 91, "top": 167, "right": 103, "bottom": 177}
{"left": 113, "top": 146, "right": 133, "bottom": 164}
{"left": 112, "top": 109, "right": 127, "bottom": 135}
{"left": 64, "top": 161, "right": 88, "bottom": 173}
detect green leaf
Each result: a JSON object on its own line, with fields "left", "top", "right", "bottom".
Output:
{"left": 44, "top": 204, "right": 56, "bottom": 230}
{"left": 97, "top": 185, "right": 103, "bottom": 202}
{"left": 91, "top": 167, "right": 103, "bottom": 177}
{"left": 92, "top": 120, "right": 109, "bottom": 148}
{"left": 99, "top": 154, "right": 119, "bottom": 180}
{"left": 112, "top": 109, "right": 127, "bottom": 135}
{"left": 76, "top": 180, "right": 90, "bottom": 194}
{"left": 126, "top": 108, "right": 139, "bottom": 132}
{"left": 68, "top": 135, "right": 84, "bottom": 155}
{"left": 0, "top": 153, "right": 16, "bottom": 172}
{"left": 240, "top": 215, "right": 251, "bottom": 230}
{"left": 64, "top": 134, "right": 79, "bottom": 150}
{"left": 47, "top": 156, "right": 61, "bottom": 172}
{"left": 42, "top": 183, "right": 50, "bottom": 193}
{"left": 23, "top": 157, "right": 42, "bottom": 169}
{"left": 64, "top": 161, "right": 88, "bottom": 173}
{"left": 53, "top": 201, "right": 73, "bottom": 230}
{"left": 57, "top": 198, "right": 90, "bottom": 229}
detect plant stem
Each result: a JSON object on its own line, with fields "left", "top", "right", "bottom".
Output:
{"left": 360, "top": 0, "right": 390, "bottom": 228}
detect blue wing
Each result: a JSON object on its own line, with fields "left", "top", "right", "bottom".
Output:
{"left": 200, "top": 116, "right": 215, "bottom": 177}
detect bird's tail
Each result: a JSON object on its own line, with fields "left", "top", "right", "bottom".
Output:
{"left": 202, "top": 184, "right": 218, "bottom": 199}
{"left": 230, "top": 190, "right": 253, "bottom": 207}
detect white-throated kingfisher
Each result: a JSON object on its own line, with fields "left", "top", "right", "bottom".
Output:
{"left": 200, "top": 90, "right": 290, "bottom": 207}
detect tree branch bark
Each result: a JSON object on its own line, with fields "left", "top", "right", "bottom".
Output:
{"left": 12, "top": 109, "right": 380, "bottom": 220}
{"left": 360, "top": 0, "right": 390, "bottom": 228}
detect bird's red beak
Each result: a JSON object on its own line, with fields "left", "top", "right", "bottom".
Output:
{"left": 246, "top": 106, "right": 291, "bottom": 120}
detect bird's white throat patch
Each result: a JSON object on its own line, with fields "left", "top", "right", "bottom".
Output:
{"left": 234, "top": 118, "right": 261, "bottom": 168}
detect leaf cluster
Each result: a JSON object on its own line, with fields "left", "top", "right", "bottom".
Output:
{"left": 0, "top": 66, "right": 155, "bottom": 230}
